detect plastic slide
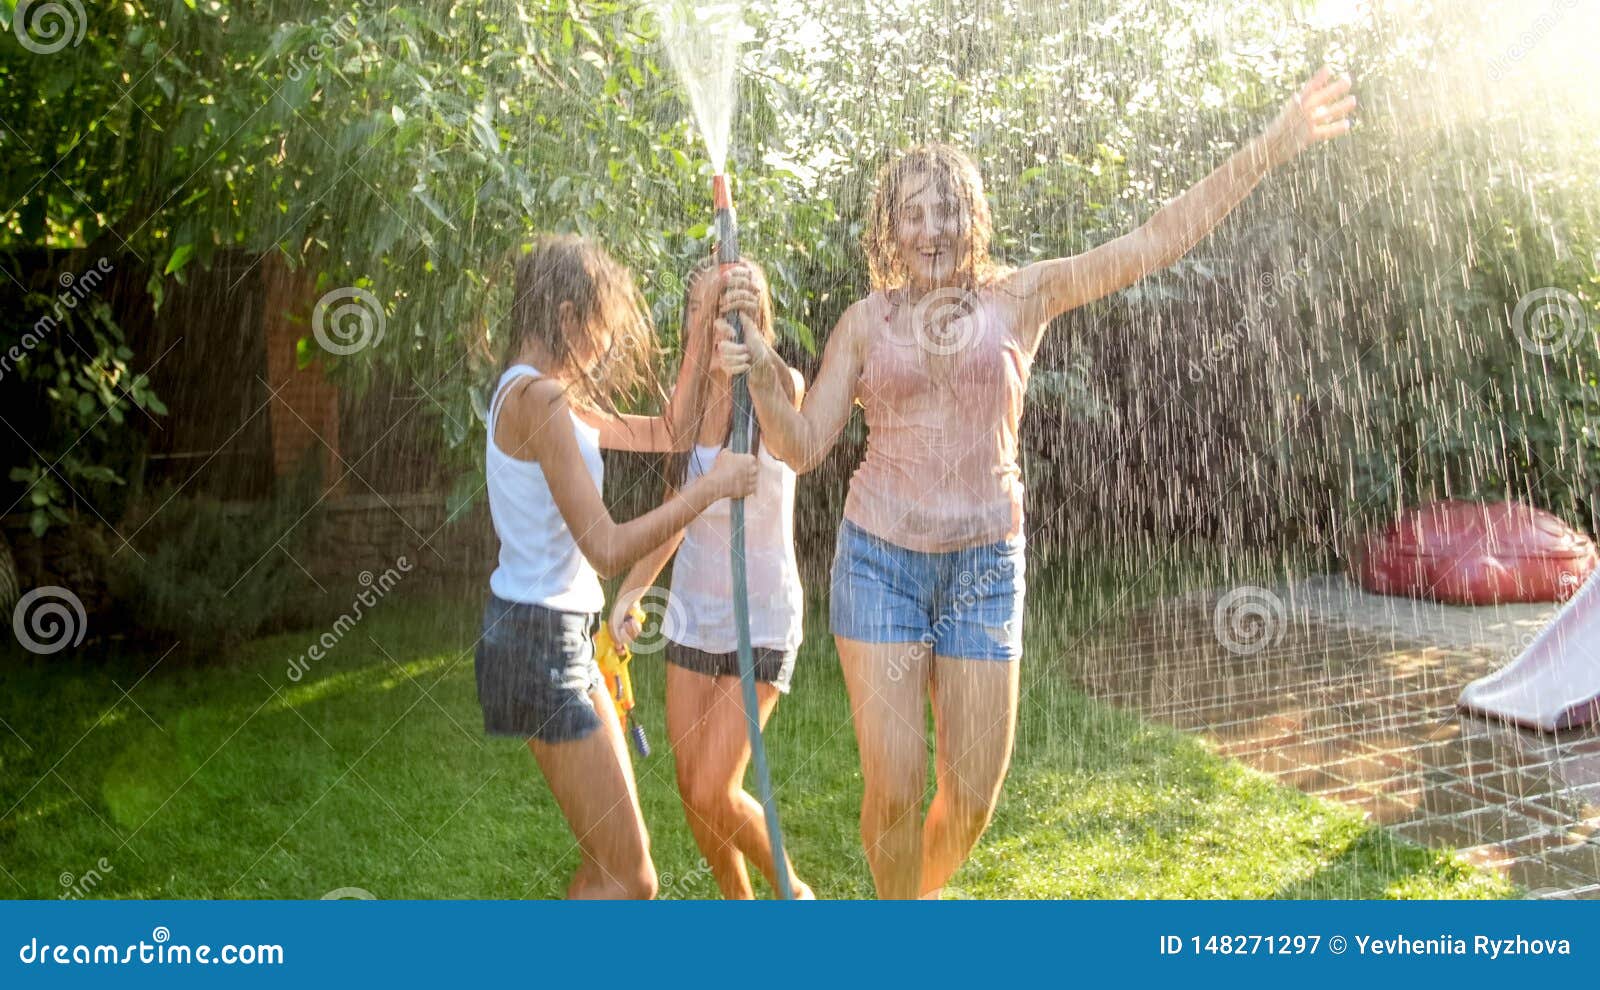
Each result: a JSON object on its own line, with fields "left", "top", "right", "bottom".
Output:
{"left": 1458, "top": 570, "right": 1600, "bottom": 732}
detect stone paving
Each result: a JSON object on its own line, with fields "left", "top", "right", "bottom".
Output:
{"left": 1066, "top": 575, "right": 1600, "bottom": 897}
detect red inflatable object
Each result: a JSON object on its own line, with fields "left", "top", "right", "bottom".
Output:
{"left": 1355, "top": 500, "right": 1598, "bottom": 605}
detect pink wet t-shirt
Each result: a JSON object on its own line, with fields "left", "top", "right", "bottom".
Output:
{"left": 842, "top": 289, "right": 1032, "bottom": 553}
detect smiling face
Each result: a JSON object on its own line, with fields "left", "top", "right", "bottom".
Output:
{"left": 865, "top": 144, "right": 995, "bottom": 294}
{"left": 893, "top": 176, "right": 970, "bottom": 290}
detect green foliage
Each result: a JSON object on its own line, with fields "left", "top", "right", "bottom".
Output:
{"left": 110, "top": 486, "right": 321, "bottom": 654}
{"left": 0, "top": 0, "right": 1595, "bottom": 545}
{"left": 0, "top": 255, "right": 165, "bottom": 536}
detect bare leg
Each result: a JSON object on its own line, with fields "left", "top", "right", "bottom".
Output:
{"left": 528, "top": 688, "right": 656, "bottom": 899}
{"left": 838, "top": 635, "right": 932, "bottom": 899}
{"left": 666, "top": 664, "right": 810, "bottom": 899}
{"left": 919, "top": 655, "right": 1019, "bottom": 897}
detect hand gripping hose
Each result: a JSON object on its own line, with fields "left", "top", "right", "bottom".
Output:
{"left": 712, "top": 173, "right": 794, "bottom": 900}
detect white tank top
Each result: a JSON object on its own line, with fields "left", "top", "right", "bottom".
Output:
{"left": 668, "top": 440, "right": 803, "bottom": 654}
{"left": 485, "top": 364, "right": 605, "bottom": 613}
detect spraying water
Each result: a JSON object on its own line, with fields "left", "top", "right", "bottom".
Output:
{"left": 651, "top": 0, "right": 795, "bottom": 902}
{"left": 651, "top": 0, "right": 749, "bottom": 172}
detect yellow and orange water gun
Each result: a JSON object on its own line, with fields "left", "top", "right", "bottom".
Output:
{"left": 594, "top": 607, "right": 650, "bottom": 758}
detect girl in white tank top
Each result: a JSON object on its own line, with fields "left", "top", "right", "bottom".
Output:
{"left": 609, "top": 262, "right": 812, "bottom": 899}
{"left": 476, "top": 235, "right": 759, "bottom": 900}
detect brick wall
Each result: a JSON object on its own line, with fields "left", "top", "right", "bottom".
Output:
{"left": 262, "top": 257, "right": 341, "bottom": 492}
{"left": 306, "top": 493, "right": 496, "bottom": 592}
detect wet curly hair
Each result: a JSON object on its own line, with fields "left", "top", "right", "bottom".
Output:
{"left": 863, "top": 143, "right": 1000, "bottom": 292}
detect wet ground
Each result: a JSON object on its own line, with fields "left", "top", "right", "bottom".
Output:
{"left": 1068, "top": 575, "right": 1600, "bottom": 897}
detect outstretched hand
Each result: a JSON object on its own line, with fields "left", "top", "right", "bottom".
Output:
{"left": 1263, "top": 66, "right": 1356, "bottom": 167}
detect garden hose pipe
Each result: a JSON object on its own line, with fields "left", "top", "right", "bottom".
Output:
{"left": 711, "top": 172, "right": 795, "bottom": 901}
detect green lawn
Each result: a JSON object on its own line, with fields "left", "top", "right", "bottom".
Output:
{"left": 0, "top": 562, "right": 1511, "bottom": 900}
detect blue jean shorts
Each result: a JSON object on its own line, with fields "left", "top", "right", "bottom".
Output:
{"left": 474, "top": 593, "right": 604, "bottom": 742}
{"left": 829, "top": 519, "right": 1026, "bottom": 661}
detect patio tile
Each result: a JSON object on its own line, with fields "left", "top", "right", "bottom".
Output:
{"left": 1538, "top": 843, "right": 1600, "bottom": 885}
{"left": 1506, "top": 857, "right": 1592, "bottom": 895}
{"left": 1063, "top": 583, "right": 1600, "bottom": 895}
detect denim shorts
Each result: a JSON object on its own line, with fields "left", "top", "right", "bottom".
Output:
{"left": 665, "top": 640, "right": 797, "bottom": 694}
{"left": 829, "top": 519, "right": 1025, "bottom": 661}
{"left": 474, "top": 593, "right": 604, "bottom": 742}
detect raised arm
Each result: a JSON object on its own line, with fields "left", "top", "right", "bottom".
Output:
{"left": 499, "top": 377, "right": 756, "bottom": 578}
{"left": 718, "top": 283, "right": 867, "bottom": 474}
{"left": 581, "top": 266, "right": 724, "bottom": 453}
{"left": 999, "top": 67, "right": 1356, "bottom": 347}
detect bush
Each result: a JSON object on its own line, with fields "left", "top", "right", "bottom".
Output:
{"left": 111, "top": 485, "right": 322, "bottom": 657}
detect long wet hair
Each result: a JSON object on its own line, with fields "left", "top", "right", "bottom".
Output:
{"left": 662, "top": 256, "right": 784, "bottom": 491}
{"left": 863, "top": 143, "right": 999, "bottom": 293}
{"left": 501, "top": 234, "right": 658, "bottom": 416}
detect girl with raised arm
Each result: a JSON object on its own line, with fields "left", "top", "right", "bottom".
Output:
{"left": 475, "top": 234, "right": 757, "bottom": 899}
{"left": 720, "top": 70, "right": 1356, "bottom": 898}
{"left": 609, "top": 260, "right": 813, "bottom": 900}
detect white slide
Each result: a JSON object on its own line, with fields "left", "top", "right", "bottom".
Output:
{"left": 1458, "top": 571, "right": 1600, "bottom": 732}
